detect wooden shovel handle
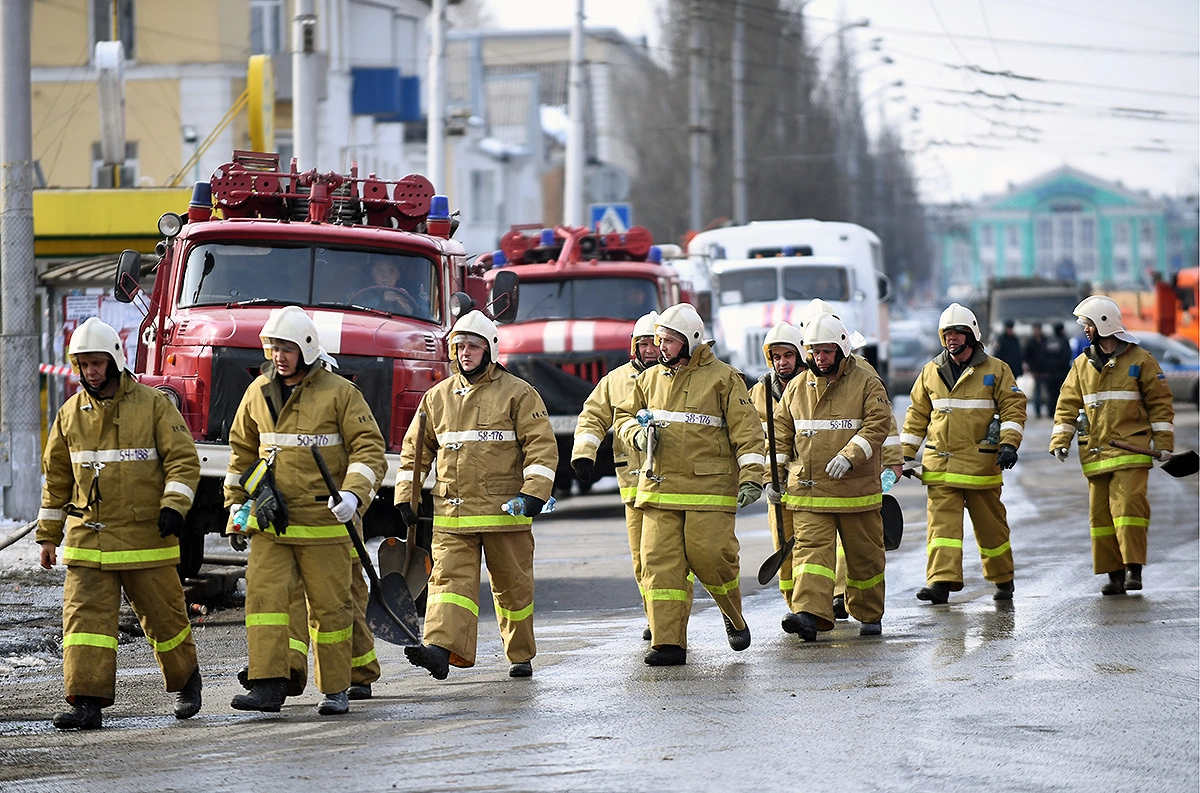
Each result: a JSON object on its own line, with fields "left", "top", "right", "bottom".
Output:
{"left": 1109, "top": 439, "right": 1160, "bottom": 459}
{"left": 410, "top": 412, "right": 426, "bottom": 514}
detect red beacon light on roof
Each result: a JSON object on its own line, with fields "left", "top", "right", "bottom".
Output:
{"left": 496, "top": 223, "right": 655, "bottom": 269}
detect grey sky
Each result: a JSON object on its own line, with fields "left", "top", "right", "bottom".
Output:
{"left": 486, "top": 0, "right": 1199, "bottom": 204}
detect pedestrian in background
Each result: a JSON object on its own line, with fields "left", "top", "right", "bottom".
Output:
{"left": 1042, "top": 321, "right": 1074, "bottom": 416}
{"left": 1024, "top": 322, "right": 1049, "bottom": 417}
{"left": 992, "top": 318, "right": 1024, "bottom": 378}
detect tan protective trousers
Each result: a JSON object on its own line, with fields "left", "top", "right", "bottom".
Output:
{"left": 768, "top": 504, "right": 797, "bottom": 608}
{"left": 280, "top": 552, "right": 380, "bottom": 689}
{"left": 640, "top": 506, "right": 743, "bottom": 650}
{"left": 790, "top": 510, "right": 885, "bottom": 627}
{"left": 245, "top": 533, "right": 353, "bottom": 694}
{"left": 1087, "top": 467, "right": 1150, "bottom": 574}
{"left": 424, "top": 530, "right": 535, "bottom": 667}
{"left": 924, "top": 486, "right": 1014, "bottom": 589}
{"left": 62, "top": 565, "right": 197, "bottom": 705}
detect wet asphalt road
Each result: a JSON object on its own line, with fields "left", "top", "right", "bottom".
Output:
{"left": 0, "top": 409, "right": 1196, "bottom": 792}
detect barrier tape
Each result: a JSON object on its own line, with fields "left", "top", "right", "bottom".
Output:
{"left": 40, "top": 363, "right": 75, "bottom": 378}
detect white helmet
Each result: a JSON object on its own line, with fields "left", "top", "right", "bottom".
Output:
{"left": 1074, "top": 295, "right": 1138, "bottom": 343}
{"left": 69, "top": 317, "right": 126, "bottom": 373}
{"left": 450, "top": 310, "right": 500, "bottom": 361}
{"left": 655, "top": 303, "right": 705, "bottom": 356}
{"left": 938, "top": 303, "right": 982, "bottom": 348}
{"left": 630, "top": 310, "right": 659, "bottom": 357}
{"left": 260, "top": 306, "right": 323, "bottom": 365}
{"left": 797, "top": 299, "right": 838, "bottom": 333}
{"left": 803, "top": 313, "right": 852, "bottom": 358}
{"left": 761, "top": 321, "right": 804, "bottom": 370}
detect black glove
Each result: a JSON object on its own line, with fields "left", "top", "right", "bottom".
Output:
{"left": 520, "top": 494, "right": 546, "bottom": 517}
{"left": 158, "top": 507, "right": 185, "bottom": 539}
{"left": 996, "top": 444, "right": 1018, "bottom": 470}
{"left": 902, "top": 456, "right": 917, "bottom": 478}
{"left": 572, "top": 457, "right": 596, "bottom": 483}
{"left": 398, "top": 502, "right": 418, "bottom": 528}
{"left": 254, "top": 485, "right": 288, "bottom": 535}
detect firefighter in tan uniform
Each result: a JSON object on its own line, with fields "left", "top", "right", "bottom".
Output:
{"left": 226, "top": 306, "right": 387, "bottom": 716}
{"left": 794, "top": 300, "right": 904, "bottom": 619}
{"left": 771, "top": 315, "right": 892, "bottom": 640}
{"left": 571, "top": 311, "right": 693, "bottom": 641}
{"left": 749, "top": 322, "right": 805, "bottom": 612}
{"left": 1050, "top": 296, "right": 1174, "bottom": 595}
{"left": 37, "top": 318, "right": 202, "bottom": 730}
{"left": 613, "top": 303, "right": 765, "bottom": 667}
{"left": 397, "top": 311, "right": 558, "bottom": 680}
{"left": 901, "top": 304, "right": 1026, "bottom": 604}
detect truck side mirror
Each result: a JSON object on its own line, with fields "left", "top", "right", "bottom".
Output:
{"left": 113, "top": 249, "right": 142, "bottom": 304}
{"left": 490, "top": 269, "right": 520, "bottom": 324}
{"left": 877, "top": 274, "right": 893, "bottom": 302}
{"left": 695, "top": 291, "right": 713, "bottom": 323}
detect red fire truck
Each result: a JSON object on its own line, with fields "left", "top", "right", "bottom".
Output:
{"left": 112, "top": 150, "right": 516, "bottom": 576}
{"left": 479, "top": 224, "right": 692, "bottom": 492}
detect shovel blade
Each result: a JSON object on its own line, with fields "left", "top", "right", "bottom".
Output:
{"left": 757, "top": 537, "right": 795, "bottom": 586}
{"left": 366, "top": 572, "right": 422, "bottom": 646}
{"left": 1162, "top": 450, "right": 1199, "bottom": 478}
{"left": 377, "top": 536, "right": 406, "bottom": 577}
{"left": 404, "top": 549, "right": 433, "bottom": 600}
{"left": 882, "top": 494, "right": 904, "bottom": 551}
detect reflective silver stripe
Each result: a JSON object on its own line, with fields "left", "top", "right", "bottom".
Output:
{"left": 367, "top": 488, "right": 377, "bottom": 502}
{"left": 259, "top": 432, "right": 343, "bottom": 447}
{"left": 1150, "top": 422, "right": 1174, "bottom": 432}
{"left": 346, "top": 462, "right": 376, "bottom": 487}
{"left": 850, "top": 435, "right": 872, "bottom": 456}
{"left": 70, "top": 448, "right": 157, "bottom": 464}
{"left": 774, "top": 453, "right": 789, "bottom": 464}
{"left": 437, "top": 430, "right": 517, "bottom": 444}
{"left": 931, "top": 398, "right": 993, "bottom": 410}
{"left": 396, "top": 470, "right": 414, "bottom": 482}
{"left": 39, "top": 508, "right": 66, "bottom": 521}
{"left": 794, "top": 418, "right": 863, "bottom": 431}
{"left": 524, "top": 464, "right": 556, "bottom": 481}
{"left": 223, "top": 472, "right": 241, "bottom": 486}
{"left": 760, "top": 422, "right": 769, "bottom": 434}
{"left": 654, "top": 410, "right": 726, "bottom": 428}
{"left": 883, "top": 436, "right": 900, "bottom": 447}
{"left": 899, "top": 433, "right": 924, "bottom": 446}
{"left": 738, "top": 452, "right": 766, "bottom": 467}
{"left": 1083, "top": 391, "right": 1139, "bottom": 406}
{"left": 999, "top": 421, "right": 1024, "bottom": 436}
{"left": 1053, "top": 424, "right": 1076, "bottom": 436}
{"left": 575, "top": 432, "right": 603, "bottom": 450}
{"left": 164, "top": 481, "right": 195, "bottom": 503}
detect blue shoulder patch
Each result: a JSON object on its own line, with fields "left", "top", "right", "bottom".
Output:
{"left": 1157, "top": 372, "right": 1166, "bottom": 381}
{"left": 1011, "top": 385, "right": 1021, "bottom": 392}
{"left": 983, "top": 373, "right": 995, "bottom": 386}
{"left": 1128, "top": 364, "right": 1140, "bottom": 377}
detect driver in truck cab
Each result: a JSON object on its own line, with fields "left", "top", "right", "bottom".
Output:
{"left": 353, "top": 255, "right": 429, "bottom": 318}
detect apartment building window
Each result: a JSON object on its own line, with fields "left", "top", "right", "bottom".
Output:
{"left": 1114, "top": 256, "right": 1130, "bottom": 279}
{"left": 251, "top": 0, "right": 286, "bottom": 55}
{"left": 1036, "top": 218, "right": 1053, "bottom": 251}
{"left": 1081, "top": 217, "right": 1095, "bottom": 247}
{"left": 470, "top": 170, "right": 496, "bottom": 224}
{"left": 91, "top": 141, "right": 138, "bottom": 187}
{"left": 1140, "top": 219, "right": 1154, "bottom": 244}
{"left": 1113, "top": 220, "right": 1130, "bottom": 245}
{"left": 1007, "top": 224, "right": 1020, "bottom": 248}
{"left": 980, "top": 224, "right": 994, "bottom": 249}
{"left": 92, "top": 0, "right": 135, "bottom": 60}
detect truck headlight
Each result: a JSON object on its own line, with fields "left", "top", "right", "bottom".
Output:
{"left": 155, "top": 385, "right": 182, "bottom": 410}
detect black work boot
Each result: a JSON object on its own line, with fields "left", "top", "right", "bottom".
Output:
{"left": 781, "top": 611, "right": 818, "bottom": 642}
{"left": 174, "top": 668, "right": 202, "bottom": 719}
{"left": 238, "top": 664, "right": 305, "bottom": 697}
{"left": 509, "top": 662, "right": 533, "bottom": 678}
{"left": 317, "top": 690, "right": 349, "bottom": 716}
{"left": 347, "top": 683, "right": 372, "bottom": 700}
{"left": 642, "top": 626, "right": 652, "bottom": 641}
{"left": 859, "top": 622, "right": 882, "bottom": 636}
{"left": 230, "top": 678, "right": 288, "bottom": 712}
{"left": 644, "top": 645, "right": 687, "bottom": 666}
{"left": 723, "top": 614, "right": 751, "bottom": 651}
{"left": 53, "top": 696, "right": 102, "bottom": 730}
{"left": 832, "top": 594, "right": 849, "bottom": 620}
{"left": 1125, "top": 564, "right": 1143, "bottom": 591}
{"left": 993, "top": 581, "right": 1015, "bottom": 601}
{"left": 916, "top": 581, "right": 952, "bottom": 605}
{"left": 1101, "top": 570, "right": 1126, "bottom": 596}
{"left": 404, "top": 644, "right": 451, "bottom": 680}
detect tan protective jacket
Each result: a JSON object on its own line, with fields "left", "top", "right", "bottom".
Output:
{"left": 1049, "top": 343, "right": 1174, "bottom": 477}
{"left": 225, "top": 363, "right": 387, "bottom": 544}
{"left": 613, "top": 343, "right": 765, "bottom": 513}
{"left": 771, "top": 356, "right": 894, "bottom": 512}
{"left": 37, "top": 373, "right": 200, "bottom": 570}
{"left": 572, "top": 360, "right": 646, "bottom": 503}
{"left": 901, "top": 346, "right": 1027, "bottom": 490}
{"left": 395, "top": 362, "right": 557, "bottom": 533}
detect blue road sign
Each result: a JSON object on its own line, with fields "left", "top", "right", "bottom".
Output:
{"left": 589, "top": 203, "right": 632, "bottom": 233}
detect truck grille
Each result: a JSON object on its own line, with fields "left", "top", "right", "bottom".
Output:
{"left": 556, "top": 358, "right": 608, "bottom": 384}
{"left": 504, "top": 350, "right": 628, "bottom": 416}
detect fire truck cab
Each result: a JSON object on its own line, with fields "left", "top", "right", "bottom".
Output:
{"left": 112, "top": 150, "right": 517, "bottom": 576}
{"left": 480, "top": 224, "right": 692, "bottom": 492}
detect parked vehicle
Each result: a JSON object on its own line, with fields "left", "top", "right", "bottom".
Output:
{"left": 1134, "top": 331, "right": 1199, "bottom": 404}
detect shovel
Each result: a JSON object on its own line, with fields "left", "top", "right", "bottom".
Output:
{"left": 380, "top": 412, "right": 433, "bottom": 600}
{"left": 882, "top": 493, "right": 904, "bottom": 551}
{"left": 311, "top": 446, "right": 421, "bottom": 646}
{"left": 757, "top": 379, "right": 795, "bottom": 585}
{"left": 1108, "top": 440, "right": 1199, "bottom": 478}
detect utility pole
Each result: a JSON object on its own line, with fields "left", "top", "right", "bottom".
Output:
{"left": 563, "top": 0, "right": 586, "bottom": 228}
{"left": 0, "top": 0, "right": 41, "bottom": 520}
{"left": 731, "top": 0, "right": 746, "bottom": 225}
{"left": 426, "top": 0, "right": 446, "bottom": 191}
{"left": 688, "top": 0, "right": 706, "bottom": 232}
{"left": 293, "top": 0, "right": 319, "bottom": 169}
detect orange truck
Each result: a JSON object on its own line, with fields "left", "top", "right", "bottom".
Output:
{"left": 1107, "top": 267, "right": 1199, "bottom": 348}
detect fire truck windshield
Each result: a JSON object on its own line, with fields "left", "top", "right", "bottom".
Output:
{"left": 178, "top": 243, "right": 438, "bottom": 320}
{"left": 715, "top": 265, "right": 849, "bottom": 305}
{"left": 515, "top": 277, "right": 658, "bottom": 322}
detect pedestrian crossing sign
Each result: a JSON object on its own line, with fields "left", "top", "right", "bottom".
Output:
{"left": 589, "top": 203, "right": 632, "bottom": 234}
